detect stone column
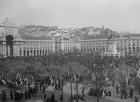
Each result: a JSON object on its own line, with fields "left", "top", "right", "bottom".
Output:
{"left": 3, "top": 42, "right": 7, "bottom": 57}
{"left": 36, "top": 49, "right": 38, "bottom": 56}
{"left": 23, "top": 49, "right": 25, "bottom": 57}
{"left": 24, "top": 48, "right": 26, "bottom": 56}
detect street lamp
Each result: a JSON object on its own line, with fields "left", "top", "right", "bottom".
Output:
{"left": 67, "top": 48, "right": 74, "bottom": 102}
{"left": 76, "top": 75, "right": 79, "bottom": 102}
{"left": 69, "top": 51, "right": 73, "bottom": 102}
{"left": 61, "top": 79, "right": 64, "bottom": 102}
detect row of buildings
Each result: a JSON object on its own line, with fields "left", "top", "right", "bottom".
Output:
{"left": 80, "top": 35, "right": 140, "bottom": 56}
{"left": 1, "top": 33, "right": 140, "bottom": 57}
{"left": 0, "top": 20, "right": 140, "bottom": 57}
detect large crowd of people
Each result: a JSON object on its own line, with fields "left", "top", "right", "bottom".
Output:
{"left": 0, "top": 76, "right": 58, "bottom": 102}
{"left": 0, "top": 50, "right": 140, "bottom": 102}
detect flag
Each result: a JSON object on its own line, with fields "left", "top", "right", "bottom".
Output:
{"left": 16, "top": 72, "right": 22, "bottom": 85}
{"left": 1, "top": 79, "right": 6, "bottom": 85}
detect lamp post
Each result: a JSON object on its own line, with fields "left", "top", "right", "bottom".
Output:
{"left": 70, "top": 52, "right": 73, "bottom": 102}
{"left": 76, "top": 76, "right": 79, "bottom": 102}
{"left": 60, "top": 78, "right": 64, "bottom": 102}
{"left": 68, "top": 49, "right": 73, "bottom": 102}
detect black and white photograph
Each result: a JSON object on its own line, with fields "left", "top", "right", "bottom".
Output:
{"left": 0, "top": 0, "right": 140, "bottom": 102}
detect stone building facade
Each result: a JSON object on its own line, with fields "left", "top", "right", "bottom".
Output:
{"left": 79, "top": 38, "right": 120, "bottom": 56}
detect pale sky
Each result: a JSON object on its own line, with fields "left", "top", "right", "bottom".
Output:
{"left": 0, "top": 0, "right": 140, "bottom": 33}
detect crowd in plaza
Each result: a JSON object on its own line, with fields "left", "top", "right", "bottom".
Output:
{"left": 0, "top": 77, "right": 58, "bottom": 102}
{"left": 1, "top": 50, "right": 140, "bottom": 102}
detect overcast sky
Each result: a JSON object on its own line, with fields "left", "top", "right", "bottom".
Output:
{"left": 0, "top": 0, "right": 140, "bottom": 33}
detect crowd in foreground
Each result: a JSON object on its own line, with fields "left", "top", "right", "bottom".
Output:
{"left": 0, "top": 81, "right": 60, "bottom": 102}
{"left": 1, "top": 51, "right": 140, "bottom": 102}
{"left": 0, "top": 76, "right": 140, "bottom": 102}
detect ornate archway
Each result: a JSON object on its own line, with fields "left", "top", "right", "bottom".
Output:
{"left": 6, "top": 35, "right": 14, "bottom": 57}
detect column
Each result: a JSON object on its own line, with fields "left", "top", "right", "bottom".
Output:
{"left": 3, "top": 42, "right": 6, "bottom": 57}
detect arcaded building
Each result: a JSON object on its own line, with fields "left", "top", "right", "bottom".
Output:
{"left": 1, "top": 19, "right": 140, "bottom": 57}
{"left": 116, "top": 35, "right": 140, "bottom": 56}
{"left": 80, "top": 38, "right": 120, "bottom": 56}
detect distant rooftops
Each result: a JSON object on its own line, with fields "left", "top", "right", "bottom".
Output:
{"left": 121, "top": 34, "right": 140, "bottom": 38}
{"left": 84, "top": 34, "right": 120, "bottom": 40}
{"left": 21, "top": 36, "right": 54, "bottom": 40}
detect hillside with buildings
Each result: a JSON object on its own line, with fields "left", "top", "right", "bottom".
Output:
{"left": 18, "top": 25, "right": 58, "bottom": 39}
{"left": 18, "top": 25, "right": 120, "bottom": 40}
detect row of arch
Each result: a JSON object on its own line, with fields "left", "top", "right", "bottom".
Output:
{"left": 20, "top": 48, "right": 53, "bottom": 56}
{"left": 81, "top": 46, "right": 108, "bottom": 52}
{"left": 119, "top": 46, "right": 140, "bottom": 54}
